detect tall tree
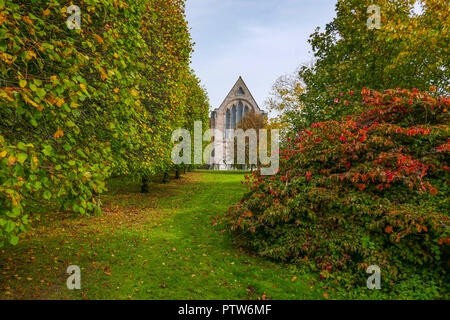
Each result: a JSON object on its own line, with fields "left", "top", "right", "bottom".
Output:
{"left": 297, "top": 0, "right": 449, "bottom": 128}
{"left": 264, "top": 69, "right": 305, "bottom": 138}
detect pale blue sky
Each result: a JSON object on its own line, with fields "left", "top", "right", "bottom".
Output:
{"left": 185, "top": 0, "right": 337, "bottom": 111}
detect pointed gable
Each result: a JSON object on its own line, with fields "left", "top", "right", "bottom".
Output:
{"left": 209, "top": 76, "right": 266, "bottom": 131}
{"left": 216, "top": 76, "right": 261, "bottom": 113}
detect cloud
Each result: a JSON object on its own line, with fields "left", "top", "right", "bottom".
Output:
{"left": 186, "top": 0, "right": 337, "bottom": 110}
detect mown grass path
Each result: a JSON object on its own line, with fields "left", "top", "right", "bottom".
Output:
{"left": 0, "top": 172, "right": 324, "bottom": 300}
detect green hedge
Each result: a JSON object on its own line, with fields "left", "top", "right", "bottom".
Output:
{"left": 0, "top": 0, "right": 209, "bottom": 246}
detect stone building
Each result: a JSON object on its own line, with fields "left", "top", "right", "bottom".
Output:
{"left": 209, "top": 77, "right": 267, "bottom": 170}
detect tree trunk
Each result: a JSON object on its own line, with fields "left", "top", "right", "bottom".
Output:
{"left": 141, "top": 176, "right": 149, "bottom": 193}
{"left": 175, "top": 169, "right": 180, "bottom": 179}
{"left": 163, "top": 172, "right": 169, "bottom": 183}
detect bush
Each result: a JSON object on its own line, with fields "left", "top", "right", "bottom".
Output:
{"left": 223, "top": 88, "right": 449, "bottom": 292}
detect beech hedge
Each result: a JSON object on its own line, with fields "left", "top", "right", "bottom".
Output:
{"left": 0, "top": 0, "right": 209, "bottom": 246}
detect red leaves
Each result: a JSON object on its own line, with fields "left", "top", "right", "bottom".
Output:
{"left": 387, "top": 172, "right": 393, "bottom": 183}
{"left": 436, "top": 141, "right": 450, "bottom": 153}
{"left": 306, "top": 171, "right": 312, "bottom": 182}
{"left": 357, "top": 184, "right": 366, "bottom": 191}
{"left": 224, "top": 88, "right": 449, "bottom": 286}
{"left": 403, "top": 127, "right": 431, "bottom": 136}
{"left": 242, "top": 211, "right": 253, "bottom": 217}
{"left": 429, "top": 187, "right": 438, "bottom": 195}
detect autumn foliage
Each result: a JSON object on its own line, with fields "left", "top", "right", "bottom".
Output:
{"left": 224, "top": 88, "right": 449, "bottom": 288}
{"left": 0, "top": 0, "right": 209, "bottom": 246}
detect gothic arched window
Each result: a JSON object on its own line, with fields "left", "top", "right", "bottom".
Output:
{"left": 211, "top": 111, "right": 216, "bottom": 128}
{"left": 231, "top": 105, "right": 237, "bottom": 129}
{"left": 237, "top": 102, "right": 243, "bottom": 125}
{"left": 244, "top": 105, "right": 249, "bottom": 117}
{"left": 225, "top": 109, "right": 231, "bottom": 138}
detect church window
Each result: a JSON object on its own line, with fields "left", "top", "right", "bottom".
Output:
{"left": 225, "top": 109, "right": 231, "bottom": 138}
{"left": 237, "top": 102, "right": 243, "bottom": 125}
{"left": 231, "top": 105, "right": 237, "bottom": 129}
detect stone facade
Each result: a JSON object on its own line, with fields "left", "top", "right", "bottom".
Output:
{"left": 208, "top": 77, "right": 267, "bottom": 170}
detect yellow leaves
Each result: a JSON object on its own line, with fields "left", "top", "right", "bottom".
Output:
{"left": 25, "top": 50, "right": 37, "bottom": 60}
{"left": 45, "top": 95, "right": 64, "bottom": 107}
{"left": 56, "top": 98, "right": 65, "bottom": 107}
{"left": 54, "top": 128, "right": 64, "bottom": 139}
{"left": 113, "top": 88, "right": 119, "bottom": 93}
{"left": 46, "top": 95, "right": 58, "bottom": 105}
{"left": 43, "top": 9, "right": 50, "bottom": 16}
{"left": 93, "top": 34, "right": 104, "bottom": 44}
{"left": 130, "top": 88, "right": 139, "bottom": 97}
{"left": 99, "top": 67, "right": 108, "bottom": 81}
{"left": 291, "top": 276, "right": 297, "bottom": 282}
{"left": 80, "top": 83, "right": 87, "bottom": 90}
{"left": 429, "top": 86, "right": 437, "bottom": 92}
{"left": 31, "top": 156, "right": 38, "bottom": 170}
{"left": 0, "top": 52, "right": 16, "bottom": 64}
{"left": 22, "top": 94, "right": 43, "bottom": 111}
{"left": 22, "top": 15, "right": 33, "bottom": 25}
{"left": 0, "top": 89, "right": 15, "bottom": 102}
{"left": 113, "top": 53, "right": 119, "bottom": 59}
{"left": 46, "top": 96, "right": 65, "bottom": 108}
{"left": 19, "top": 80, "right": 27, "bottom": 88}
{"left": 8, "top": 155, "right": 17, "bottom": 166}
{"left": 0, "top": 12, "right": 7, "bottom": 25}
{"left": 0, "top": 150, "right": 7, "bottom": 158}
{"left": 49, "top": 75, "right": 57, "bottom": 82}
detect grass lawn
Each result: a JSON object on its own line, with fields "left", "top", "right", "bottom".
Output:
{"left": 0, "top": 172, "right": 330, "bottom": 300}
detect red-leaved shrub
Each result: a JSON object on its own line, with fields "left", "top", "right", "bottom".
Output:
{"left": 222, "top": 88, "right": 449, "bottom": 289}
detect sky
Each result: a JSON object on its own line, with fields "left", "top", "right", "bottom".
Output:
{"left": 185, "top": 0, "right": 337, "bottom": 112}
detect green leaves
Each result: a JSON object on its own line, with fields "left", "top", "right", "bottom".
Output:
{"left": 0, "top": 0, "right": 209, "bottom": 247}
{"left": 42, "top": 190, "right": 52, "bottom": 200}
{"left": 41, "top": 145, "right": 53, "bottom": 156}
{"left": 9, "top": 235, "right": 19, "bottom": 245}
{"left": 224, "top": 89, "right": 449, "bottom": 293}
{"left": 295, "top": 0, "right": 449, "bottom": 128}
{"left": 17, "top": 152, "right": 27, "bottom": 164}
